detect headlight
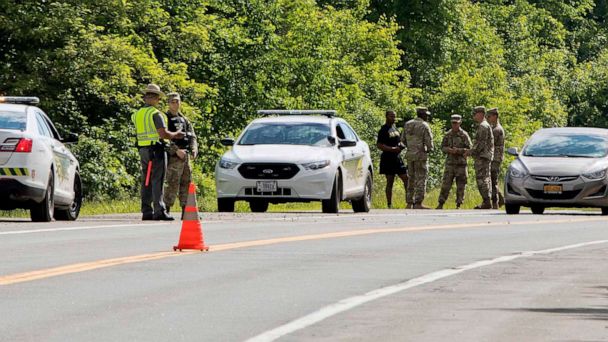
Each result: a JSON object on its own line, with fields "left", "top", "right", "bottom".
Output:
{"left": 582, "top": 168, "right": 607, "bottom": 180}
{"left": 508, "top": 165, "right": 527, "bottom": 178}
{"left": 219, "top": 158, "right": 239, "bottom": 169}
{"left": 302, "top": 160, "right": 331, "bottom": 170}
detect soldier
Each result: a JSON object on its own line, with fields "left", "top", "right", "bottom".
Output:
{"left": 402, "top": 107, "right": 434, "bottom": 209}
{"left": 132, "top": 84, "right": 184, "bottom": 221}
{"left": 487, "top": 107, "right": 505, "bottom": 209}
{"left": 464, "top": 106, "right": 494, "bottom": 209}
{"left": 436, "top": 115, "right": 472, "bottom": 209}
{"left": 163, "top": 92, "right": 198, "bottom": 217}
{"left": 376, "top": 110, "right": 408, "bottom": 209}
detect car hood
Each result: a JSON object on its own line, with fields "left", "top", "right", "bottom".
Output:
{"left": 224, "top": 144, "right": 332, "bottom": 164}
{"left": 518, "top": 156, "right": 607, "bottom": 176}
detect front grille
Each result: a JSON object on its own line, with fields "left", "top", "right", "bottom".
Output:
{"left": 531, "top": 175, "right": 579, "bottom": 182}
{"left": 238, "top": 163, "right": 300, "bottom": 179}
{"left": 244, "top": 187, "right": 292, "bottom": 196}
{"left": 526, "top": 189, "right": 581, "bottom": 200}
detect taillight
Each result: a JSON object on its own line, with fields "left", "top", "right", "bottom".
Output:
{"left": 1, "top": 138, "right": 33, "bottom": 153}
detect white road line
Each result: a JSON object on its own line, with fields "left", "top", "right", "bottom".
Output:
{"left": 245, "top": 239, "right": 608, "bottom": 342}
{"left": 0, "top": 223, "right": 167, "bottom": 235}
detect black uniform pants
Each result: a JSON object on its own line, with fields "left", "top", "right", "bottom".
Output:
{"left": 139, "top": 145, "right": 168, "bottom": 217}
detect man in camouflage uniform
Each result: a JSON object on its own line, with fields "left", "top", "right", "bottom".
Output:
{"left": 487, "top": 108, "right": 505, "bottom": 209}
{"left": 436, "top": 115, "right": 472, "bottom": 209}
{"left": 465, "top": 106, "right": 494, "bottom": 209}
{"left": 163, "top": 92, "right": 198, "bottom": 216}
{"left": 402, "top": 107, "right": 434, "bottom": 209}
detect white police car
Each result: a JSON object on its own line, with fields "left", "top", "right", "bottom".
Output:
{"left": 0, "top": 97, "right": 82, "bottom": 221}
{"left": 215, "top": 110, "right": 373, "bottom": 213}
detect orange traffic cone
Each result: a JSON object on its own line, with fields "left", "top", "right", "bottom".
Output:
{"left": 173, "top": 183, "right": 209, "bottom": 252}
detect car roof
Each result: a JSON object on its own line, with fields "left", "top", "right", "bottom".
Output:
{"left": 0, "top": 103, "right": 30, "bottom": 113}
{"left": 251, "top": 115, "right": 341, "bottom": 124}
{"left": 533, "top": 127, "right": 608, "bottom": 136}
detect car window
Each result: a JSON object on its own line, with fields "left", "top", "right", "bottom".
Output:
{"left": 523, "top": 134, "right": 608, "bottom": 158}
{"left": 336, "top": 125, "right": 346, "bottom": 139}
{"left": 338, "top": 123, "right": 358, "bottom": 141}
{"left": 35, "top": 112, "right": 53, "bottom": 138}
{"left": 41, "top": 113, "right": 61, "bottom": 140}
{"left": 0, "top": 110, "right": 27, "bottom": 131}
{"left": 239, "top": 122, "right": 331, "bottom": 146}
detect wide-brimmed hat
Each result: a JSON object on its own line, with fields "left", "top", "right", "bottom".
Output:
{"left": 141, "top": 84, "right": 165, "bottom": 96}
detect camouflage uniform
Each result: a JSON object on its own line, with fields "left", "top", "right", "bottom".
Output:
{"left": 490, "top": 121, "right": 505, "bottom": 206}
{"left": 163, "top": 111, "right": 198, "bottom": 210}
{"left": 470, "top": 118, "right": 494, "bottom": 203}
{"left": 402, "top": 115, "right": 433, "bottom": 205}
{"left": 438, "top": 126, "right": 472, "bottom": 206}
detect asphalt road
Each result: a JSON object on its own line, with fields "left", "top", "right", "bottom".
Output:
{"left": 1, "top": 209, "right": 607, "bottom": 341}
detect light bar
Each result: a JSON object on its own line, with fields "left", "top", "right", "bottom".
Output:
{"left": 0, "top": 96, "right": 40, "bottom": 105}
{"left": 257, "top": 109, "right": 337, "bottom": 117}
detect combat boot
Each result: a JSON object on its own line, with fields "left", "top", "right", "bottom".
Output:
{"left": 474, "top": 200, "right": 492, "bottom": 209}
{"left": 492, "top": 201, "right": 499, "bottom": 209}
{"left": 456, "top": 203, "right": 461, "bottom": 209}
{"left": 414, "top": 203, "right": 430, "bottom": 209}
{"left": 406, "top": 203, "right": 413, "bottom": 209}
{"left": 435, "top": 202, "right": 444, "bottom": 210}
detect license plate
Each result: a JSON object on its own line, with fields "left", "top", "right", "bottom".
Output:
{"left": 257, "top": 181, "right": 277, "bottom": 192}
{"left": 543, "top": 184, "right": 563, "bottom": 194}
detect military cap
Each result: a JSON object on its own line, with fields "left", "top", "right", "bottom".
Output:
{"left": 416, "top": 107, "right": 431, "bottom": 115}
{"left": 142, "top": 83, "right": 164, "bottom": 96}
{"left": 167, "top": 92, "right": 181, "bottom": 101}
{"left": 472, "top": 106, "right": 486, "bottom": 114}
{"left": 450, "top": 114, "right": 462, "bottom": 122}
{"left": 487, "top": 107, "right": 499, "bottom": 115}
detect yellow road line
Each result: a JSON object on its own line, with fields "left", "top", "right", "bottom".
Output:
{"left": 1, "top": 217, "right": 605, "bottom": 286}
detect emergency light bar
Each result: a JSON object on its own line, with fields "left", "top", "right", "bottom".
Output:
{"left": 257, "top": 110, "right": 337, "bottom": 117}
{"left": 0, "top": 96, "right": 40, "bottom": 105}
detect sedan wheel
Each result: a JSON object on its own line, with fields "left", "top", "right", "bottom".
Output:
{"left": 31, "top": 171, "right": 54, "bottom": 222}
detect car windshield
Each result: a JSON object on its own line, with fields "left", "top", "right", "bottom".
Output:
{"left": 523, "top": 133, "right": 608, "bottom": 158}
{"left": 0, "top": 110, "right": 26, "bottom": 131}
{"left": 239, "top": 122, "right": 331, "bottom": 146}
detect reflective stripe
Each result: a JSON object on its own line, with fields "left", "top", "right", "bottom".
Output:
{"left": 0, "top": 168, "right": 28, "bottom": 176}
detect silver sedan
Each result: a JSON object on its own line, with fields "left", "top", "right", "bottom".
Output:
{"left": 504, "top": 127, "right": 608, "bottom": 215}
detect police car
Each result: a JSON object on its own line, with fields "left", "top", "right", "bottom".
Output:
{"left": 215, "top": 110, "right": 373, "bottom": 213}
{"left": 0, "top": 97, "right": 82, "bottom": 221}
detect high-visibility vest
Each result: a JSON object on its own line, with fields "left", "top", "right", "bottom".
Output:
{"left": 131, "top": 106, "right": 168, "bottom": 146}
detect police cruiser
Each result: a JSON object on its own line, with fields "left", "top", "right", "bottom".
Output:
{"left": 0, "top": 97, "right": 82, "bottom": 221}
{"left": 215, "top": 110, "right": 373, "bottom": 213}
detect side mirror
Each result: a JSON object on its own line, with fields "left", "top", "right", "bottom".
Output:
{"left": 327, "top": 136, "right": 336, "bottom": 145}
{"left": 220, "top": 137, "right": 235, "bottom": 146}
{"left": 507, "top": 147, "right": 519, "bottom": 156}
{"left": 62, "top": 133, "right": 79, "bottom": 144}
{"left": 338, "top": 139, "right": 357, "bottom": 148}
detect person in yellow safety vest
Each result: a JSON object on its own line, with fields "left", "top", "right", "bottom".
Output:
{"left": 132, "top": 84, "right": 184, "bottom": 221}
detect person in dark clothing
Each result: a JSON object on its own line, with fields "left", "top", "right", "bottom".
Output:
{"left": 376, "top": 110, "right": 408, "bottom": 208}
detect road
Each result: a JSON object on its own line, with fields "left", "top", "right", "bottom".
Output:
{"left": 1, "top": 209, "right": 607, "bottom": 341}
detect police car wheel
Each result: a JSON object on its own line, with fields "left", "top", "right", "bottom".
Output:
{"left": 217, "top": 198, "right": 235, "bottom": 212}
{"left": 352, "top": 174, "right": 372, "bottom": 213}
{"left": 322, "top": 173, "right": 341, "bottom": 214}
{"left": 55, "top": 173, "right": 83, "bottom": 221}
{"left": 31, "top": 171, "right": 54, "bottom": 222}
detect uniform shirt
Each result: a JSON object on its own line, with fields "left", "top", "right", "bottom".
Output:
{"left": 470, "top": 119, "right": 494, "bottom": 161}
{"left": 167, "top": 111, "right": 198, "bottom": 155}
{"left": 377, "top": 124, "right": 401, "bottom": 158}
{"left": 441, "top": 128, "right": 472, "bottom": 165}
{"left": 491, "top": 122, "right": 505, "bottom": 164}
{"left": 402, "top": 117, "right": 433, "bottom": 161}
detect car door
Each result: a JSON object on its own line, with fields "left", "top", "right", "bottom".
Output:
{"left": 339, "top": 123, "right": 366, "bottom": 195}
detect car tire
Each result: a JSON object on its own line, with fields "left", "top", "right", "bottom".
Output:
{"left": 55, "top": 173, "right": 83, "bottom": 221}
{"left": 531, "top": 205, "right": 545, "bottom": 215}
{"left": 217, "top": 198, "right": 235, "bottom": 212}
{"left": 352, "top": 174, "right": 372, "bottom": 213}
{"left": 322, "top": 173, "right": 341, "bottom": 214}
{"left": 601, "top": 207, "right": 608, "bottom": 216}
{"left": 505, "top": 203, "right": 520, "bottom": 215}
{"left": 31, "top": 171, "right": 54, "bottom": 222}
{"left": 249, "top": 200, "right": 269, "bottom": 213}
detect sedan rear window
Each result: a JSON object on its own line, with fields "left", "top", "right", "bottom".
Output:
{"left": 0, "top": 111, "right": 26, "bottom": 131}
{"left": 239, "top": 123, "right": 331, "bottom": 146}
{"left": 523, "top": 134, "right": 608, "bottom": 158}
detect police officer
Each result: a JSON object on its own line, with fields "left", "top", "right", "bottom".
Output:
{"left": 402, "top": 107, "right": 434, "bottom": 209}
{"left": 436, "top": 114, "right": 472, "bottom": 209}
{"left": 132, "top": 84, "right": 184, "bottom": 221}
{"left": 376, "top": 110, "right": 408, "bottom": 209}
{"left": 487, "top": 107, "right": 505, "bottom": 209}
{"left": 464, "top": 106, "right": 494, "bottom": 209}
{"left": 163, "top": 92, "right": 198, "bottom": 216}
